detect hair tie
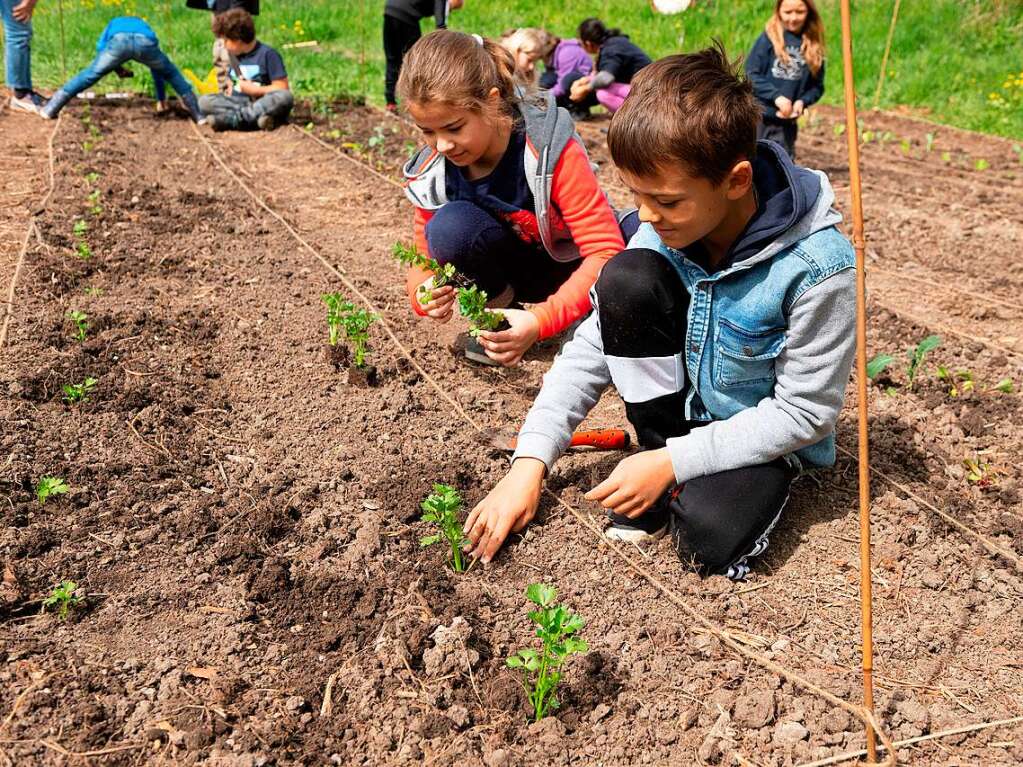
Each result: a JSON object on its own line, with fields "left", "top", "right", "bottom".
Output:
{"left": 472, "top": 33, "right": 484, "bottom": 46}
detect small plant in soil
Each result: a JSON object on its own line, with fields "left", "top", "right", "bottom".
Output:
{"left": 994, "top": 377, "right": 1014, "bottom": 394}
{"left": 63, "top": 377, "right": 96, "bottom": 404}
{"left": 67, "top": 310, "right": 89, "bottom": 342}
{"left": 339, "top": 307, "right": 377, "bottom": 368}
{"left": 457, "top": 285, "right": 506, "bottom": 337}
{"left": 84, "top": 171, "right": 100, "bottom": 185}
{"left": 321, "top": 292, "right": 349, "bottom": 347}
{"left": 866, "top": 353, "right": 895, "bottom": 382}
{"left": 42, "top": 580, "right": 84, "bottom": 620}
{"left": 937, "top": 366, "right": 974, "bottom": 397}
{"left": 419, "top": 483, "right": 468, "bottom": 572}
{"left": 507, "top": 583, "right": 588, "bottom": 722}
{"left": 964, "top": 456, "right": 996, "bottom": 487}
{"left": 906, "top": 334, "right": 941, "bottom": 389}
{"left": 73, "top": 219, "right": 88, "bottom": 237}
{"left": 87, "top": 189, "right": 103, "bottom": 216}
{"left": 36, "top": 476, "right": 69, "bottom": 505}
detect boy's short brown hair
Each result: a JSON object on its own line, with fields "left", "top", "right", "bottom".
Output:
{"left": 212, "top": 8, "right": 255, "bottom": 43}
{"left": 608, "top": 42, "right": 760, "bottom": 185}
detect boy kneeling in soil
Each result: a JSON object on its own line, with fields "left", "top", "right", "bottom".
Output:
{"left": 198, "top": 8, "right": 292, "bottom": 132}
{"left": 463, "top": 44, "right": 856, "bottom": 579}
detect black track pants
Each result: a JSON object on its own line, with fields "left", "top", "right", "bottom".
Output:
{"left": 383, "top": 14, "right": 420, "bottom": 105}
{"left": 595, "top": 248, "right": 794, "bottom": 578}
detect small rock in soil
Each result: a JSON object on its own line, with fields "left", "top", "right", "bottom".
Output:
{"left": 732, "top": 690, "right": 775, "bottom": 729}
{"left": 484, "top": 749, "right": 512, "bottom": 767}
{"left": 527, "top": 716, "right": 566, "bottom": 749}
{"left": 772, "top": 720, "right": 809, "bottom": 746}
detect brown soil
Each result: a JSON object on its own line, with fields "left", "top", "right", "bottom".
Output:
{"left": 2, "top": 100, "right": 1023, "bottom": 766}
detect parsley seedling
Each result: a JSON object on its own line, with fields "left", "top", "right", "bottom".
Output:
{"left": 42, "top": 580, "right": 84, "bottom": 620}
{"left": 63, "top": 377, "right": 97, "bottom": 404}
{"left": 67, "top": 310, "right": 89, "bottom": 342}
{"left": 456, "top": 286, "right": 505, "bottom": 337}
{"left": 35, "top": 476, "right": 69, "bottom": 505}
{"left": 419, "top": 483, "right": 467, "bottom": 572}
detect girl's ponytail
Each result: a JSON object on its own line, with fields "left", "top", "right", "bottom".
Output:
{"left": 578, "top": 18, "right": 622, "bottom": 46}
{"left": 397, "top": 30, "right": 520, "bottom": 125}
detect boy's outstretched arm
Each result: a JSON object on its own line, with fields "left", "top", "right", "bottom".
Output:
{"left": 463, "top": 311, "right": 613, "bottom": 562}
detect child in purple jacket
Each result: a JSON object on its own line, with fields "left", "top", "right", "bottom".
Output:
{"left": 534, "top": 32, "right": 593, "bottom": 115}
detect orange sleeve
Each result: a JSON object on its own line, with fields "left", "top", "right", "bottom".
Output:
{"left": 529, "top": 140, "right": 624, "bottom": 338}
{"left": 405, "top": 207, "right": 435, "bottom": 317}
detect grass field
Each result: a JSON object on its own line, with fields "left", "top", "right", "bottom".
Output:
{"left": 6, "top": 0, "right": 1023, "bottom": 139}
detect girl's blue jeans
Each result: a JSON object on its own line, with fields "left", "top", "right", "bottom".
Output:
{"left": 63, "top": 33, "right": 193, "bottom": 102}
{"left": 1, "top": 0, "right": 33, "bottom": 91}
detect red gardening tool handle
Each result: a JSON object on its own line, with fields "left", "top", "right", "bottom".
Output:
{"left": 568, "top": 429, "right": 631, "bottom": 450}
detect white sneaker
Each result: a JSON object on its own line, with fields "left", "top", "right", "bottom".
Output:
{"left": 10, "top": 92, "right": 44, "bottom": 115}
{"left": 604, "top": 523, "right": 668, "bottom": 543}
{"left": 603, "top": 508, "right": 669, "bottom": 543}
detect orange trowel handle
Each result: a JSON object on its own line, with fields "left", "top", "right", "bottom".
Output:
{"left": 568, "top": 429, "right": 631, "bottom": 450}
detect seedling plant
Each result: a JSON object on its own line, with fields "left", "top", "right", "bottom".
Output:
{"left": 36, "top": 476, "right": 69, "bottom": 505}
{"left": 63, "top": 377, "right": 96, "bottom": 404}
{"left": 507, "top": 583, "right": 588, "bottom": 722}
{"left": 72, "top": 219, "right": 92, "bottom": 260}
{"left": 419, "top": 483, "right": 467, "bottom": 572}
{"left": 67, "top": 310, "right": 89, "bottom": 342}
{"left": 457, "top": 285, "right": 506, "bottom": 337}
{"left": 867, "top": 335, "right": 941, "bottom": 392}
{"left": 42, "top": 580, "right": 83, "bottom": 620}
{"left": 321, "top": 293, "right": 378, "bottom": 368}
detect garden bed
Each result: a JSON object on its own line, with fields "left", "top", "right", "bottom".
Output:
{"left": 2, "top": 101, "right": 1023, "bottom": 765}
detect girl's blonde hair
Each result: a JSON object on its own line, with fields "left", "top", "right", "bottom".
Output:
{"left": 498, "top": 27, "right": 554, "bottom": 86}
{"left": 397, "top": 30, "right": 519, "bottom": 126}
{"left": 766, "top": 0, "right": 825, "bottom": 77}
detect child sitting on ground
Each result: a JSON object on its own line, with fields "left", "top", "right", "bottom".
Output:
{"left": 398, "top": 30, "right": 634, "bottom": 367}
{"left": 746, "top": 0, "right": 826, "bottom": 159}
{"left": 569, "top": 17, "right": 651, "bottom": 114}
{"left": 41, "top": 16, "right": 203, "bottom": 121}
{"left": 463, "top": 44, "right": 856, "bottom": 580}
{"left": 185, "top": 0, "right": 260, "bottom": 96}
{"left": 198, "top": 8, "right": 292, "bottom": 131}
{"left": 533, "top": 31, "right": 594, "bottom": 116}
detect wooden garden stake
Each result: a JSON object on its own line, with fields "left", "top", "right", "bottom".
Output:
{"left": 839, "top": 0, "right": 878, "bottom": 761}
{"left": 873, "top": 0, "right": 903, "bottom": 108}
{"left": 57, "top": 0, "right": 67, "bottom": 81}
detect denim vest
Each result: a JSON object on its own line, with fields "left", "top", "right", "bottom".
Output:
{"left": 628, "top": 174, "right": 855, "bottom": 469}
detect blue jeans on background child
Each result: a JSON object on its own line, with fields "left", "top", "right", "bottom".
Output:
{"left": 1, "top": 0, "right": 33, "bottom": 91}
{"left": 42, "top": 32, "right": 199, "bottom": 120}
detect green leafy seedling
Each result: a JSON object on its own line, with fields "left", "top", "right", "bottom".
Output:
{"left": 419, "top": 483, "right": 467, "bottom": 572}
{"left": 83, "top": 286, "right": 103, "bottom": 296}
{"left": 339, "top": 306, "right": 377, "bottom": 368}
{"left": 964, "top": 456, "right": 995, "bottom": 487}
{"left": 899, "top": 138, "right": 912, "bottom": 156}
{"left": 507, "top": 584, "right": 588, "bottom": 722}
{"left": 75, "top": 241, "right": 92, "bottom": 260}
{"left": 392, "top": 242, "right": 461, "bottom": 303}
{"left": 63, "top": 377, "right": 97, "bottom": 404}
{"left": 866, "top": 354, "right": 895, "bottom": 381}
{"left": 925, "top": 132, "right": 936, "bottom": 153}
{"left": 67, "top": 310, "right": 89, "bottom": 342}
{"left": 975, "top": 158, "right": 990, "bottom": 171}
{"left": 36, "top": 476, "right": 69, "bottom": 505}
{"left": 995, "top": 378, "right": 1014, "bottom": 394}
{"left": 73, "top": 219, "right": 88, "bottom": 237}
{"left": 321, "top": 292, "right": 349, "bottom": 347}
{"left": 457, "top": 286, "right": 505, "bottom": 337}
{"left": 87, "top": 189, "right": 103, "bottom": 215}
{"left": 832, "top": 123, "right": 845, "bottom": 137}
{"left": 84, "top": 171, "right": 100, "bottom": 185}
{"left": 937, "top": 366, "right": 974, "bottom": 397}
{"left": 906, "top": 335, "right": 941, "bottom": 389}
{"left": 42, "top": 580, "right": 83, "bottom": 620}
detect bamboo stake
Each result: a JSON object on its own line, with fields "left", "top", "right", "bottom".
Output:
{"left": 873, "top": 0, "right": 902, "bottom": 108}
{"left": 57, "top": 0, "right": 67, "bottom": 81}
{"left": 839, "top": 0, "right": 878, "bottom": 762}
{"left": 359, "top": 0, "right": 367, "bottom": 104}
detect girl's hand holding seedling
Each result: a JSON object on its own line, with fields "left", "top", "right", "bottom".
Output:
{"left": 584, "top": 448, "right": 676, "bottom": 518}
{"left": 775, "top": 95, "right": 794, "bottom": 118}
{"left": 463, "top": 457, "right": 546, "bottom": 564}
{"left": 792, "top": 99, "right": 805, "bottom": 118}
{"left": 478, "top": 308, "right": 540, "bottom": 367}
{"left": 417, "top": 277, "right": 455, "bottom": 322}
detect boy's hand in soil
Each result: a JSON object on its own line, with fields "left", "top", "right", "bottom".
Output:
{"left": 479, "top": 308, "right": 540, "bottom": 367}
{"left": 584, "top": 448, "right": 676, "bottom": 518}
{"left": 774, "top": 95, "right": 794, "bottom": 118}
{"left": 417, "top": 279, "right": 455, "bottom": 322}
{"left": 463, "top": 458, "right": 546, "bottom": 563}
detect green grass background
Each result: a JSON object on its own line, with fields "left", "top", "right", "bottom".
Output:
{"left": 6, "top": 0, "right": 1023, "bottom": 138}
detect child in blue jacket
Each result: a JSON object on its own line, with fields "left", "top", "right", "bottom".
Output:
{"left": 745, "top": 0, "right": 826, "bottom": 159}
{"left": 41, "top": 16, "right": 202, "bottom": 122}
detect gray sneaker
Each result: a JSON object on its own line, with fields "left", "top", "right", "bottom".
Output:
{"left": 207, "top": 113, "right": 238, "bottom": 132}
{"left": 256, "top": 113, "right": 276, "bottom": 131}
{"left": 10, "top": 91, "right": 44, "bottom": 115}
{"left": 455, "top": 332, "right": 500, "bottom": 366}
